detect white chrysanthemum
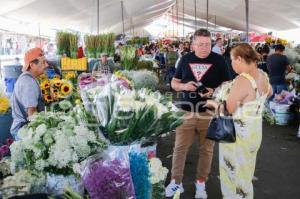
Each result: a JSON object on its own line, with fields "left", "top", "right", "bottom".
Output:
{"left": 48, "top": 144, "right": 77, "bottom": 168}
{"left": 149, "top": 158, "right": 168, "bottom": 184}
{"left": 214, "top": 81, "right": 233, "bottom": 102}
{"left": 149, "top": 158, "right": 162, "bottom": 171}
{"left": 10, "top": 142, "right": 25, "bottom": 167}
{"left": 35, "top": 159, "right": 48, "bottom": 171}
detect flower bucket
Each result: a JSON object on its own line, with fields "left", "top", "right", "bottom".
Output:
{"left": 45, "top": 173, "right": 84, "bottom": 196}
{"left": 0, "top": 110, "right": 13, "bottom": 144}
{"left": 275, "top": 104, "right": 294, "bottom": 125}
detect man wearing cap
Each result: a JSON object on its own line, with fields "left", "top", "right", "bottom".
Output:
{"left": 92, "top": 52, "right": 116, "bottom": 74}
{"left": 10, "top": 47, "right": 48, "bottom": 140}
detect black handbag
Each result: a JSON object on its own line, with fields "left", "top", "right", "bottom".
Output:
{"left": 206, "top": 102, "right": 236, "bottom": 143}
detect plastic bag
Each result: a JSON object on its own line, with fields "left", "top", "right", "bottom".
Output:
{"left": 45, "top": 173, "right": 84, "bottom": 196}
{"left": 81, "top": 145, "right": 135, "bottom": 199}
{"left": 128, "top": 144, "right": 151, "bottom": 199}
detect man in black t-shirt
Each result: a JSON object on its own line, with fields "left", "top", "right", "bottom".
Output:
{"left": 165, "top": 29, "right": 229, "bottom": 198}
{"left": 267, "top": 44, "right": 291, "bottom": 100}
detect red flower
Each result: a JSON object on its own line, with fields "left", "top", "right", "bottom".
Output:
{"left": 0, "top": 145, "right": 9, "bottom": 155}
{"left": 6, "top": 138, "right": 14, "bottom": 146}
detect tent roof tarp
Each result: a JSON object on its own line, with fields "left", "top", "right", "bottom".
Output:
{"left": 0, "top": 0, "right": 299, "bottom": 34}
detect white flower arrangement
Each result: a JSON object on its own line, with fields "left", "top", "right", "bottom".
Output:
{"left": 10, "top": 107, "right": 107, "bottom": 175}
{"left": 149, "top": 158, "right": 168, "bottom": 184}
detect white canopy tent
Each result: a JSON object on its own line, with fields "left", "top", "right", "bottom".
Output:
{"left": 0, "top": 0, "right": 299, "bottom": 37}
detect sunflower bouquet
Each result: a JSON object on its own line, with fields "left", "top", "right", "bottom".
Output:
{"left": 39, "top": 72, "right": 80, "bottom": 109}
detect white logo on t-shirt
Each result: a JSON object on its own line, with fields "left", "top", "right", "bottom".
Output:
{"left": 189, "top": 63, "right": 212, "bottom": 81}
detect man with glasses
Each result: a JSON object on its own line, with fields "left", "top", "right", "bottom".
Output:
{"left": 165, "top": 29, "right": 229, "bottom": 198}
{"left": 11, "top": 48, "right": 48, "bottom": 140}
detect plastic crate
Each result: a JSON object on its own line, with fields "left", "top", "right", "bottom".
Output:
{"left": 61, "top": 57, "right": 87, "bottom": 71}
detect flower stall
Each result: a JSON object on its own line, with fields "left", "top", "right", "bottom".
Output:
{"left": 0, "top": 66, "right": 183, "bottom": 198}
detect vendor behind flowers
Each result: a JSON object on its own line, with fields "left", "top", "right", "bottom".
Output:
{"left": 11, "top": 48, "right": 48, "bottom": 140}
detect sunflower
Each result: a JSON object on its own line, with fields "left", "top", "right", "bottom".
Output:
{"left": 42, "top": 89, "right": 48, "bottom": 95}
{"left": 60, "top": 83, "right": 73, "bottom": 96}
{"left": 43, "top": 94, "right": 53, "bottom": 103}
{"left": 51, "top": 88, "right": 59, "bottom": 94}
{"left": 39, "top": 73, "right": 47, "bottom": 81}
{"left": 40, "top": 80, "right": 50, "bottom": 90}
{"left": 51, "top": 79, "right": 62, "bottom": 88}
{"left": 53, "top": 75, "right": 61, "bottom": 79}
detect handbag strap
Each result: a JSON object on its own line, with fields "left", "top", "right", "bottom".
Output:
{"left": 216, "top": 102, "right": 230, "bottom": 117}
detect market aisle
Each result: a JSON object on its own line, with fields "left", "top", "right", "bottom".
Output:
{"left": 157, "top": 122, "right": 300, "bottom": 199}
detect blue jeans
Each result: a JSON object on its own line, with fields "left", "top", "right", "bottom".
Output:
{"left": 270, "top": 83, "right": 288, "bottom": 101}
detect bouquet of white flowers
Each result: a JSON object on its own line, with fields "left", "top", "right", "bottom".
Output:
{"left": 148, "top": 157, "right": 168, "bottom": 199}
{"left": 213, "top": 81, "right": 233, "bottom": 103}
{"left": 10, "top": 106, "right": 107, "bottom": 175}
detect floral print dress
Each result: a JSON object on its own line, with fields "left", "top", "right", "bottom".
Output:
{"left": 216, "top": 72, "right": 270, "bottom": 199}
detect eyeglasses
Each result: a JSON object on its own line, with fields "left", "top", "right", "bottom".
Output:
{"left": 194, "top": 43, "right": 211, "bottom": 47}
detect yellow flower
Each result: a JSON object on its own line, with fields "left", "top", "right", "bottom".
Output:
{"left": 0, "top": 97, "right": 10, "bottom": 113}
{"left": 53, "top": 75, "right": 61, "bottom": 79}
{"left": 51, "top": 79, "right": 62, "bottom": 88}
{"left": 75, "top": 99, "right": 81, "bottom": 105}
{"left": 60, "top": 82, "right": 73, "bottom": 96}
{"left": 43, "top": 94, "right": 53, "bottom": 103}
{"left": 39, "top": 73, "right": 47, "bottom": 81}
{"left": 42, "top": 89, "right": 48, "bottom": 95}
{"left": 64, "top": 72, "right": 77, "bottom": 79}
{"left": 40, "top": 80, "right": 50, "bottom": 90}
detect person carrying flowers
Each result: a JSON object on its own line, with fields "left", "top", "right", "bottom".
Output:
{"left": 10, "top": 48, "right": 48, "bottom": 140}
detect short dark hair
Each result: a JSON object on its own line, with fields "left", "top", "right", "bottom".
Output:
{"left": 275, "top": 44, "right": 285, "bottom": 52}
{"left": 216, "top": 38, "right": 222, "bottom": 42}
{"left": 193, "top": 29, "right": 211, "bottom": 39}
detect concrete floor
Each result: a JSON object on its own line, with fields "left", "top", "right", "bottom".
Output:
{"left": 157, "top": 123, "right": 300, "bottom": 199}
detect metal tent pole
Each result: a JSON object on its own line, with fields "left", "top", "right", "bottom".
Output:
{"left": 194, "top": 0, "right": 197, "bottom": 30}
{"left": 121, "top": 0, "right": 125, "bottom": 35}
{"left": 97, "top": 0, "right": 100, "bottom": 34}
{"left": 183, "top": 0, "right": 185, "bottom": 36}
{"left": 176, "top": 0, "right": 179, "bottom": 36}
{"left": 245, "top": 0, "right": 249, "bottom": 42}
{"left": 206, "top": 0, "right": 209, "bottom": 30}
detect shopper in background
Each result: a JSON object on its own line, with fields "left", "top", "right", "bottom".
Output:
{"left": 267, "top": 44, "right": 291, "bottom": 99}
{"left": 212, "top": 38, "right": 225, "bottom": 55}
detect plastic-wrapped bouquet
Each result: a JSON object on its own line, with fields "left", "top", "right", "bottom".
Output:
{"left": 129, "top": 150, "right": 151, "bottom": 199}
{"left": 92, "top": 87, "right": 184, "bottom": 144}
{"left": 118, "top": 70, "right": 159, "bottom": 90}
{"left": 82, "top": 146, "right": 135, "bottom": 199}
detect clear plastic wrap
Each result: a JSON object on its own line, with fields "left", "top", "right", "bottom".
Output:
{"left": 81, "top": 146, "right": 135, "bottom": 199}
